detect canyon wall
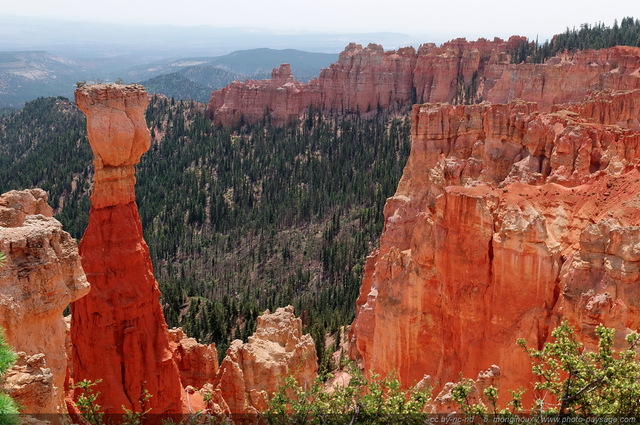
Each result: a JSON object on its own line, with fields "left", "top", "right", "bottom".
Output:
{"left": 70, "top": 84, "right": 185, "bottom": 413}
{"left": 350, "top": 88, "right": 640, "bottom": 403}
{"left": 209, "top": 41, "right": 640, "bottom": 126}
{"left": 0, "top": 188, "right": 89, "bottom": 413}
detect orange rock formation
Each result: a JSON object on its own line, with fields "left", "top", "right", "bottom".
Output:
{"left": 209, "top": 41, "right": 640, "bottom": 126}
{"left": 168, "top": 328, "right": 219, "bottom": 390}
{"left": 350, "top": 88, "right": 640, "bottom": 404}
{"left": 70, "top": 84, "right": 185, "bottom": 413}
{"left": 0, "top": 189, "right": 89, "bottom": 413}
{"left": 213, "top": 306, "right": 317, "bottom": 413}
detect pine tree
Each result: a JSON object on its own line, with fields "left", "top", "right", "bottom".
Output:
{"left": 0, "top": 328, "right": 19, "bottom": 422}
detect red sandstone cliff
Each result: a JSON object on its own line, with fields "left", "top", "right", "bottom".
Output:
{"left": 209, "top": 41, "right": 640, "bottom": 126}
{"left": 209, "top": 64, "right": 305, "bottom": 127}
{"left": 0, "top": 189, "right": 89, "bottom": 413}
{"left": 70, "top": 84, "right": 185, "bottom": 413}
{"left": 350, "top": 88, "right": 640, "bottom": 405}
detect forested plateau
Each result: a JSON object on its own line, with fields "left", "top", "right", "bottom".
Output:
{"left": 0, "top": 95, "right": 411, "bottom": 367}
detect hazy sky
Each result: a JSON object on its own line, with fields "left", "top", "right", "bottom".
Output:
{"left": 3, "top": 0, "right": 637, "bottom": 42}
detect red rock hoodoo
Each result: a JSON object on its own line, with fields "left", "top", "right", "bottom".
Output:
{"left": 349, "top": 87, "right": 640, "bottom": 404}
{"left": 209, "top": 41, "right": 640, "bottom": 126}
{"left": 70, "top": 84, "right": 185, "bottom": 413}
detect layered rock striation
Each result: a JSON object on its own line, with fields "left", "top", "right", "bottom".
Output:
{"left": 213, "top": 306, "right": 317, "bottom": 413}
{"left": 350, "top": 88, "right": 640, "bottom": 403}
{"left": 0, "top": 188, "right": 89, "bottom": 413}
{"left": 209, "top": 41, "right": 640, "bottom": 126}
{"left": 70, "top": 84, "right": 184, "bottom": 413}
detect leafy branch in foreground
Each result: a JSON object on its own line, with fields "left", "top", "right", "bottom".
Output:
{"left": 71, "top": 379, "right": 104, "bottom": 425}
{"left": 449, "top": 375, "right": 523, "bottom": 417}
{"left": 518, "top": 320, "right": 640, "bottom": 416}
{"left": 72, "top": 379, "right": 153, "bottom": 425}
{"left": 266, "top": 321, "right": 640, "bottom": 422}
{"left": 265, "top": 364, "right": 431, "bottom": 424}
{"left": 121, "top": 385, "right": 152, "bottom": 425}
{"left": 450, "top": 321, "right": 640, "bottom": 417}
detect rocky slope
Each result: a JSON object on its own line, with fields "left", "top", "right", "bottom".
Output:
{"left": 209, "top": 41, "right": 640, "bottom": 126}
{"left": 70, "top": 84, "right": 185, "bottom": 413}
{"left": 349, "top": 87, "right": 640, "bottom": 404}
{"left": 0, "top": 188, "right": 89, "bottom": 413}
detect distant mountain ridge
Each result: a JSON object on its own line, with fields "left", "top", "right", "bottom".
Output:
{"left": 201, "top": 48, "right": 339, "bottom": 81}
{"left": 0, "top": 51, "right": 80, "bottom": 108}
{"left": 134, "top": 48, "right": 338, "bottom": 102}
{"left": 0, "top": 47, "right": 338, "bottom": 107}
{"left": 129, "top": 48, "right": 337, "bottom": 81}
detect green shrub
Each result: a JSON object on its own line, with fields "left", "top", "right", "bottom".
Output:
{"left": 519, "top": 320, "right": 640, "bottom": 416}
{"left": 265, "top": 364, "right": 430, "bottom": 424}
{"left": 71, "top": 379, "right": 104, "bottom": 425}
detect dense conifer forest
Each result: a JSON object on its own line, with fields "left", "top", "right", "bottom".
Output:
{"left": 0, "top": 96, "right": 411, "bottom": 368}
{"left": 510, "top": 16, "right": 640, "bottom": 63}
